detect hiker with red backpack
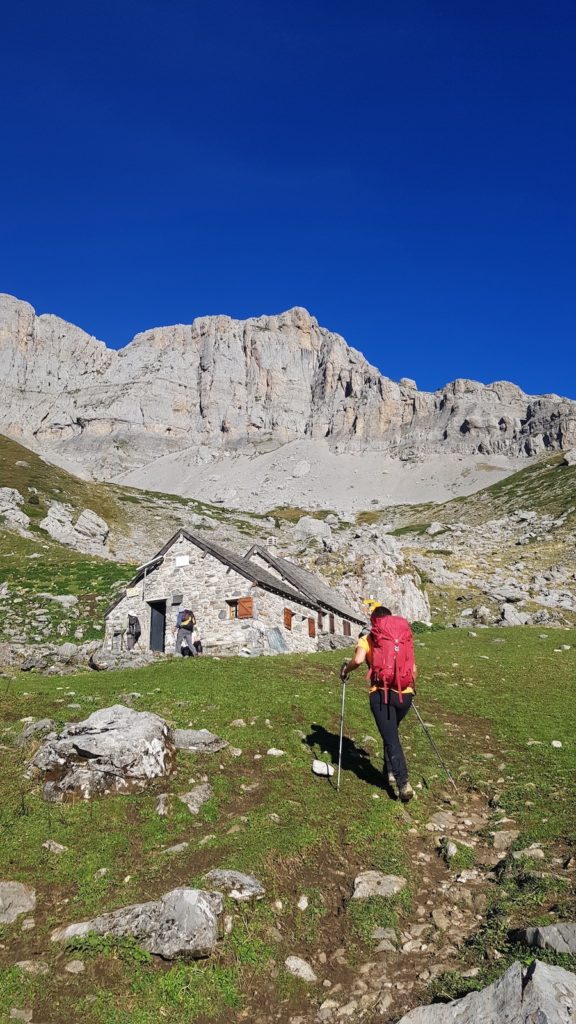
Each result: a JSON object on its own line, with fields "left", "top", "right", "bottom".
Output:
{"left": 341, "top": 606, "right": 416, "bottom": 802}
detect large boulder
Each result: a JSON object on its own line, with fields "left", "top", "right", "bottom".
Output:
{"left": 395, "top": 959, "right": 576, "bottom": 1023}
{"left": 50, "top": 887, "right": 223, "bottom": 959}
{"left": 30, "top": 705, "right": 175, "bottom": 801}
{"left": 512, "top": 922, "right": 576, "bottom": 955}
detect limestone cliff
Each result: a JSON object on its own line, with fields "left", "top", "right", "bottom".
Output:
{"left": 1, "top": 294, "right": 575, "bottom": 484}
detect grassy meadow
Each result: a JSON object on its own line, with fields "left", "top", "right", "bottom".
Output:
{"left": 1, "top": 627, "right": 575, "bottom": 1022}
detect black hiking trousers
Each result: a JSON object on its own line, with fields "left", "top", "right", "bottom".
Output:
{"left": 369, "top": 689, "right": 413, "bottom": 788}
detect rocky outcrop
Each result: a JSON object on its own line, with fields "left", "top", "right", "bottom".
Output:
{"left": 0, "top": 487, "right": 30, "bottom": 534}
{"left": 30, "top": 705, "right": 175, "bottom": 801}
{"left": 1, "top": 295, "right": 575, "bottom": 484}
{"left": 39, "top": 502, "right": 109, "bottom": 555}
{"left": 50, "top": 887, "right": 223, "bottom": 959}
{"left": 512, "top": 921, "right": 576, "bottom": 955}
{"left": 395, "top": 959, "right": 576, "bottom": 1023}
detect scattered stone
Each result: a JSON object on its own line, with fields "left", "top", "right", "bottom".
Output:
{"left": 42, "top": 839, "right": 68, "bottom": 854}
{"left": 21, "top": 918, "right": 35, "bottom": 931}
{"left": 51, "top": 887, "right": 223, "bottom": 959}
{"left": 172, "top": 729, "right": 228, "bottom": 754}
{"left": 284, "top": 955, "right": 318, "bottom": 982}
{"left": 267, "top": 748, "right": 285, "bottom": 756}
{"left": 551, "top": 740, "right": 563, "bottom": 748}
{"left": 156, "top": 793, "right": 170, "bottom": 817}
{"left": 312, "top": 759, "right": 335, "bottom": 777}
{"left": 94, "top": 868, "right": 108, "bottom": 880}
{"left": 31, "top": 705, "right": 175, "bottom": 802}
{"left": 230, "top": 719, "right": 246, "bottom": 727}
{"left": 493, "top": 829, "right": 520, "bottom": 852}
{"left": 512, "top": 844, "right": 545, "bottom": 861}
{"left": 64, "top": 959, "right": 85, "bottom": 974}
{"left": 37, "top": 592, "right": 79, "bottom": 608}
{"left": 161, "top": 842, "right": 189, "bottom": 855}
{"left": 0, "top": 882, "right": 36, "bottom": 923}
{"left": 352, "top": 872, "right": 407, "bottom": 899}
{"left": 297, "top": 895, "right": 309, "bottom": 911}
{"left": 179, "top": 784, "right": 212, "bottom": 815}
{"left": 395, "top": 959, "right": 576, "bottom": 1023}
{"left": 15, "top": 960, "right": 49, "bottom": 975}
{"left": 203, "top": 869, "right": 265, "bottom": 901}
{"left": 9, "top": 1010, "right": 32, "bottom": 1022}
{"left": 432, "top": 909, "right": 451, "bottom": 931}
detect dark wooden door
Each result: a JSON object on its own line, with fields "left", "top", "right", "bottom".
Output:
{"left": 149, "top": 600, "right": 166, "bottom": 652}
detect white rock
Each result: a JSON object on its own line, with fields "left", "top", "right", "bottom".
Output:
{"left": 352, "top": 872, "right": 407, "bottom": 899}
{"left": 312, "top": 759, "right": 335, "bottom": 777}
{"left": 267, "top": 748, "right": 285, "bottom": 757}
{"left": 42, "top": 840, "right": 68, "bottom": 854}
{"left": 551, "top": 740, "right": 563, "bottom": 748}
{"left": 51, "top": 887, "right": 223, "bottom": 959}
{"left": 0, "top": 882, "right": 36, "bottom": 924}
{"left": 284, "top": 955, "right": 318, "bottom": 982}
{"left": 297, "top": 895, "right": 309, "bottom": 911}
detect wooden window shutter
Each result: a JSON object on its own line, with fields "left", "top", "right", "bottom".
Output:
{"left": 343, "top": 619, "right": 351, "bottom": 637}
{"left": 284, "top": 607, "right": 293, "bottom": 630}
{"left": 329, "top": 613, "right": 335, "bottom": 634}
{"left": 308, "top": 617, "right": 316, "bottom": 638}
{"left": 238, "top": 597, "right": 253, "bottom": 619}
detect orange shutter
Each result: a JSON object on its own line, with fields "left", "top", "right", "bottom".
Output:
{"left": 237, "top": 597, "right": 253, "bottom": 619}
{"left": 284, "top": 608, "right": 293, "bottom": 630}
{"left": 308, "top": 617, "right": 316, "bottom": 638}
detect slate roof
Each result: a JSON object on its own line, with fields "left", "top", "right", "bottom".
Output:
{"left": 244, "top": 544, "right": 366, "bottom": 624}
{"left": 105, "top": 529, "right": 321, "bottom": 616}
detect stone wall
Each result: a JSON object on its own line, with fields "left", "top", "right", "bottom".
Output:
{"left": 104, "top": 535, "right": 353, "bottom": 656}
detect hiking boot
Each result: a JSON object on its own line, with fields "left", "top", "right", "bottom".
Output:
{"left": 387, "top": 772, "right": 396, "bottom": 787}
{"left": 399, "top": 781, "right": 414, "bottom": 803}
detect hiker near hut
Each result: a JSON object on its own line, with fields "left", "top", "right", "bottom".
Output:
{"left": 340, "top": 605, "right": 416, "bottom": 802}
{"left": 125, "top": 611, "right": 141, "bottom": 651}
{"left": 174, "top": 607, "right": 198, "bottom": 657}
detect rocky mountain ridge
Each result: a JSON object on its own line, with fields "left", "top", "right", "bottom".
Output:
{"left": 2, "top": 294, "right": 575, "bottom": 501}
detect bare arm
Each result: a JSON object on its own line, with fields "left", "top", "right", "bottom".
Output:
{"left": 341, "top": 644, "right": 367, "bottom": 680}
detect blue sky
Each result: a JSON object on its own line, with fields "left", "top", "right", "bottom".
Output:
{"left": 1, "top": 0, "right": 575, "bottom": 397}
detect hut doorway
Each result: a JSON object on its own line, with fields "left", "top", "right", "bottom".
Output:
{"left": 149, "top": 600, "right": 167, "bottom": 652}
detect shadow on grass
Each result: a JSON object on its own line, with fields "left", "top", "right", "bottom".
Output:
{"left": 304, "top": 723, "right": 397, "bottom": 799}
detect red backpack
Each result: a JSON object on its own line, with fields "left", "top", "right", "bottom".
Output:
{"left": 369, "top": 615, "right": 415, "bottom": 703}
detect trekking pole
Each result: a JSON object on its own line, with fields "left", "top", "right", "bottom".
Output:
{"left": 412, "top": 702, "right": 458, "bottom": 791}
{"left": 337, "top": 661, "right": 348, "bottom": 792}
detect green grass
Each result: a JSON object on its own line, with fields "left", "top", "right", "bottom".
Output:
{"left": 0, "top": 629, "right": 575, "bottom": 1022}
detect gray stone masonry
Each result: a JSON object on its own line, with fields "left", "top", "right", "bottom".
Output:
{"left": 105, "top": 535, "right": 360, "bottom": 657}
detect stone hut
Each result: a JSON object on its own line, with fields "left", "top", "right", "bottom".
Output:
{"left": 105, "top": 530, "right": 365, "bottom": 657}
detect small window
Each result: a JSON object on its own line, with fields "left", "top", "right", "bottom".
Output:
{"left": 343, "top": 620, "right": 351, "bottom": 637}
{"left": 308, "top": 617, "right": 316, "bottom": 638}
{"left": 227, "top": 597, "right": 253, "bottom": 620}
{"left": 317, "top": 611, "right": 324, "bottom": 631}
{"left": 284, "top": 607, "right": 294, "bottom": 630}
{"left": 329, "top": 613, "right": 335, "bottom": 634}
